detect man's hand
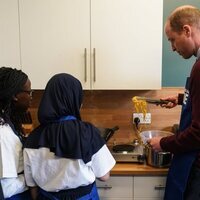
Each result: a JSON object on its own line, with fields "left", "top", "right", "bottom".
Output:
{"left": 148, "top": 136, "right": 163, "bottom": 151}
{"left": 160, "top": 96, "right": 178, "bottom": 109}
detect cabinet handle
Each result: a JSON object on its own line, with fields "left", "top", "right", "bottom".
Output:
{"left": 154, "top": 185, "right": 166, "bottom": 190}
{"left": 97, "top": 185, "right": 112, "bottom": 190}
{"left": 93, "top": 48, "right": 96, "bottom": 82}
{"left": 84, "top": 48, "right": 87, "bottom": 82}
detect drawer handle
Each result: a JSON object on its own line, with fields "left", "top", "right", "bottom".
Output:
{"left": 84, "top": 48, "right": 87, "bottom": 82}
{"left": 154, "top": 185, "right": 166, "bottom": 190}
{"left": 93, "top": 48, "right": 96, "bottom": 82}
{"left": 97, "top": 185, "right": 112, "bottom": 190}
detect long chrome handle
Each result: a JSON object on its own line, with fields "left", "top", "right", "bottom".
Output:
{"left": 93, "top": 48, "right": 96, "bottom": 82}
{"left": 84, "top": 48, "right": 87, "bottom": 82}
{"left": 154, "top": 185, "right": 166, "bottom": 190}
{"left": 97, "top": 185, "right": 112, "bottom": 190}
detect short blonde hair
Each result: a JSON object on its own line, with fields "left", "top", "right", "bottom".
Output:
{"left": 168, "top": 5, "right": 200, "bottom": 32}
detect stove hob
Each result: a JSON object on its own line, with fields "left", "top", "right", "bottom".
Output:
{"left": 112, "top": 144, "right": 135, "bottom": 153}
{"left": 111, "top": 144, "right": 145, "bottom": 163}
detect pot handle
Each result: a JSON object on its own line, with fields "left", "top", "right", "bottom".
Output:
{"left": 97, "top": 185, "right": 112, "bottom": 190}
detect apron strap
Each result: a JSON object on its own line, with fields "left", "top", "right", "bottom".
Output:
{"left": 0, "top": 181, "right": 4, "bottom": 200}
{"left": 54, "top": 115, "right": 76, "bottom": 123}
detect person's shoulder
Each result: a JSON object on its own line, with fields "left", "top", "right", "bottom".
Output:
{"left": 0, "top": 123, "right": 21, "bottom": 149}
{"left": 191, "top": 59, "right": 200, "bottom": 75}
{"left": 0, "top": 123, "right": 17, "bottom": 138}
{"left": 24, "top": 125, "right": 43, "bottom": 148}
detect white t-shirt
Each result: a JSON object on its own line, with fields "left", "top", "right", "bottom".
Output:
{"left": 24, "top": 145, "right": 116, "bottom": 192}
{"left": 0, "top": 124, "right": 27, "bottom": 198}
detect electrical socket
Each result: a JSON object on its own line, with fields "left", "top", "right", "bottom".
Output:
{"left": 133, "top": 113, "right": 151, "bottom": 124}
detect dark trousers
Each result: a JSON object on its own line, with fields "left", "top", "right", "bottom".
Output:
{"left": 184, "top": 165, "right": 200, "bottom": 200}
{"left": 5, "top": 190, "right": 31, "bottom": 200}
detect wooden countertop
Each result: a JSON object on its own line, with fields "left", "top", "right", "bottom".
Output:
{"left": 111, "top": 162, "right": 168, "bottom": 176}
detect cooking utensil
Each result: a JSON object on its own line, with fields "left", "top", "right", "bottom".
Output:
{"left": 98, "top": 126, "right": 119, "bottom": 142}
{"left": 140, "top": 130, "right": 173, "bottom": 168}
{"left": 135, "top": 96, "right": 170, "bottom": 105}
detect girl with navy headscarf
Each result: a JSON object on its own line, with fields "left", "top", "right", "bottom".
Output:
{"left": 24, "top": 73, "right": 116, "bottom": 200}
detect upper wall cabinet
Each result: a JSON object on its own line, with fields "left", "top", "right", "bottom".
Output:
{"left": 0, "top": 0, "right": 21, "bottom": 68}
{"left": 90, "top": 0, "right": 163, "bottom": 90}
{"left": 19, "top": 0, "right": 90, "bottom": 89}
{"left": 19, "top": 0, "right": 163, "bottom": 89}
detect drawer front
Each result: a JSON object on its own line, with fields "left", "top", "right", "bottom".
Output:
{"left": 96, "top": 176, "right": 133, "bottom": 198}
{"left": 101, "top": 199, "right": 133, "bottom": 200}
{"left": 134, "top": 198, "right": 162, "bottom": 200}
{"left": 134, "top": 176, "right": 166, "bottom": 198}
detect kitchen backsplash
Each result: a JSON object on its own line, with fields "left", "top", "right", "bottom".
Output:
{"left": 30, "top": 88, "right": 183, "bottom": 144}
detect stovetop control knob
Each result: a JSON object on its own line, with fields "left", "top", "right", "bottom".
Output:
{"left": 133, "top": 139, "right": 139, "bottom": 146}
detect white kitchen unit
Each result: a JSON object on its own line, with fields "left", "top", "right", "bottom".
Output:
{"left": 134, "top": 176, "right": 166, "bottom": 200}
{"left": 90, "top": 0, "right": 163, "bottom": 90}
{"left": 0, "top": 0, "right": 21, "bottom": 68}
{"left": 19, "top": 0, "right": 90, "bottom": 89}
{"left": 96, "top": 176, "right": 133, "bottom": 200}
{"left": 18, "top": 0, "right": 163, "bottom": 89}
{"left": 96, "top": 175, "right": 166, "bottom": 200}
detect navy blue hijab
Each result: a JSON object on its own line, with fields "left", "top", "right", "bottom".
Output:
{"left": 24, "top": 73, "right": 105, "bottom": 163}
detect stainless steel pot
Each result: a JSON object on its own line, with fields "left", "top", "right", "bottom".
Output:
{"left": 140, "top": 130, "right": 173, "bottom": 168}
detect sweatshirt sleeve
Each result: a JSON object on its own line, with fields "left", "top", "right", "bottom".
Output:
{"left": 177, "top": 93, "right": 184, "bottom": 105}
{"left": 160, "top": 61, "right": 200, "bottom": 154}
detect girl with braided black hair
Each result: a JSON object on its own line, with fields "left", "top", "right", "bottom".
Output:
{"left": 0, "top": 67, "right": 32, "bottom": 199}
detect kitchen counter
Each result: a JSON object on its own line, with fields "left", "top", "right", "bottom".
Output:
{"left": 111, "top": 162, "right": 168, "bottom": 176}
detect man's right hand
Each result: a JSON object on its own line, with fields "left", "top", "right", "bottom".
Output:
{"left": 160, "top": 96, "right": 178, "bottom": 108}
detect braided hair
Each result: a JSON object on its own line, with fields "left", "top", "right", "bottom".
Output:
{"left": 0, "top": 67, "right": 28, "bottom": 127}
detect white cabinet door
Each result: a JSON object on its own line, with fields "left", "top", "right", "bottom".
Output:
{"left": 0, "top": 0, "right": 21, "bottom": 68}
{"left": 91, "top": 0, "right": 163, "bottom": 89}
{"left": 134, "top": 176, "right": 166, "bottom": 199}
{"left": 96, "top": 176, "right": 133, "bottom": 199}
{"left": 19, "top": 0, "right": 90, "bottom": 89}
{"left": 19, "top": 0, "right": 162, "bottom": 89}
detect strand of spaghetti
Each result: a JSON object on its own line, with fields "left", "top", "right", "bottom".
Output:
{"left": 132, "top": 96, "right": 147, "bottom": 118}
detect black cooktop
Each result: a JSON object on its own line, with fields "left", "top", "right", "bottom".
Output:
{"left": 112, "top": 144, "right": 135, "bottom": 153}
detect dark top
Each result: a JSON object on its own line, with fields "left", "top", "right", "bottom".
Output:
{"left": 161, "top": 59, "right": 200, "bottom": 167}
{"left": 25, "top": 73, "right": 105, "bottom": 164}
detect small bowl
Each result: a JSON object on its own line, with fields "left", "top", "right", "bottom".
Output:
{"left": 140, "top": 130, "right": 173, "bottom": 144}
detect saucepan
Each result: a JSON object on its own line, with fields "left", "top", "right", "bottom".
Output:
{"left": 140, "top": 130, "right": 173, "bottom": 168}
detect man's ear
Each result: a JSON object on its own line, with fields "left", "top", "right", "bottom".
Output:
{"left": 183, "top": 25, "right": 191, "bottom": 37}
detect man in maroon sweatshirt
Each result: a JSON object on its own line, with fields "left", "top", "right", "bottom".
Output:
{"left": 149, "top": 5, "right": 200, "bottom": 200}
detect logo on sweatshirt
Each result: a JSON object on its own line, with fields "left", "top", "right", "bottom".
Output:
{"left": 183, "top": 89, "right": 189, "bottom": 105}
